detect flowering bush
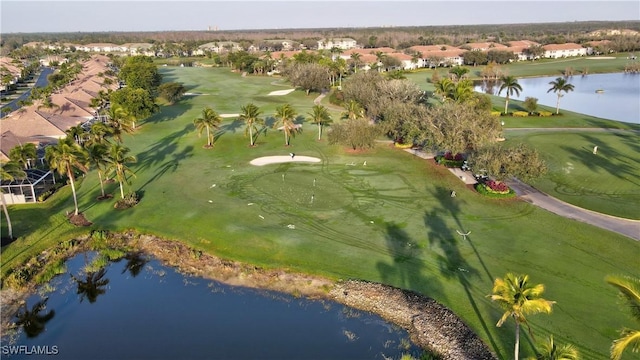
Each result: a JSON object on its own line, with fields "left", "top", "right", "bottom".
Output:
{"left": 436, "top": 152, "right": 465, "bottom": 168}
{"left": 491, "top": 111, "right": 501, "bottom": 117}
{"left": 485, "top": 180, "right": 510, "bottom": 193}
{"left": 513, "top": 111, "right": 529, "bottom": 117}
{"left": 538, "top": 111, "right": 553, "bottom": 117}
{"left": 475, "top": 180, "right": 515, "bottom": 198}
{"left": 394, "top": 142, "right": 413, "bottom": 149}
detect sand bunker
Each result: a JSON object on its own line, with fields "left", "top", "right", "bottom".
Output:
{"left": 220, "top": 114, "right": 240, "bottom": 118}
{"left": 250, "top": 156, "right": 321, "bottom": 166}
{"left": 587, "top": 57, "right": 616, "bottom": 59}
{"left": 267, "top": 89, "right": 296, "bottom": 96}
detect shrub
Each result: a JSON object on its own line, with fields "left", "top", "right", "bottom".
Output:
{"left": 394, "top": 142, "right": 413, "bottom": 149}
{"left": 328, "top": 89, "right": 344, "bottom": 106}
{"left": 475, "top": 181, "right": 516, "bottom": 198}
{"left": 513, "top": 111, "right": 529, "bottom": 117}
{"left": 490, "top": 111, "right": 501, "bottom": 117}
{"left": 435, "top": 152, "right": 466, "bottom": 168}
{"left": 538, "top": 111, "right": 553, "bottom": 117}
{"left": 114, "top": 192, "right": 140, "bottom": 209}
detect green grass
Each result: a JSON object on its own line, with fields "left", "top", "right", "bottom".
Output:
{"left": 2, "top": 66, "right": 639, "bottom": 360}
{"left": 508, "top": 130, "right": 640, "bottom": 219}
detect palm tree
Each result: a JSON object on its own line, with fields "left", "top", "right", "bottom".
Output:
{"left": 85, "top": 142, "right": 110, "bottom": 199}
{"left": 350, "top": 52, "right": 362, "bottom": 73}
{"left": 273, "top": 104, "right": 299, "bottom": 146}
{"left": 0, "top": 161, "right": 26, "bottom": 240}
{"left": 499, "top": 75, "right": 523, "bottom": 114}
{"left": 85, "top": 122, "right": 112, "bottom": 147}
{"left": 449, "top": 66, "right": 470, "bottom": 81}
{"left": 105, "top": 105, "right": 134, "bottom": 143}
{"left": 373, "top": 51, "right": 386, "bottom": 72}
{"left": 66, "top": 124, "right": 87, "bottom": 145}
{"left": 341, "top": 100, "right": 365, "bottom": 121}
{"left": 547, "top": 77, "right": 575, "bottom": 114}
{"left": 488, "top": 273, "right": 556, "bottom": 360}
{"left": 307, "top": 104, "right": 332, "bottom": 140}
{"left": 44, "top": 137, "right": 89, "bottom": 216}
{"left": 434, "top": 78, "right": 455, "bottom": 101}
{"left": 105, "top": 143, "right": 137, "bottom": 199}
{"left": 606, "top": 275, "right": 640, "bottom": 360}
{"left": 528, "top": 335, "right": 579, "bottom": 360}
{"left": 9, "top": 142, "right": 37, "bottom": 169}
{"left": 239, "top": 103, "right": 263, "bottom": 147}
{"left": 193, "top": 107, "right": 222, "bottom": 148}
{"left": 451, "top": 80, "right": 475, "bottom": 103}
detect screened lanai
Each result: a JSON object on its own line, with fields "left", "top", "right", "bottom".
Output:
{"left": 1, "top": 168, "right": 55, "bottom": 204}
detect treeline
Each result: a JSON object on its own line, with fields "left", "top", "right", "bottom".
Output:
{"left": 2, "top": 20, "right": 639, "bottom": 53}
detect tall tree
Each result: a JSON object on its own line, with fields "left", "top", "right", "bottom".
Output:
{"left": 499, "top": 75, "right": 523, "bottom": 114}
{"left": 547, "top": 77, "right": 575, "bottom": 114}
{"left": 105, "top": 143, "right": 137, "bottom": 199}
{"left": 109, "top": 87, "right": 157, "bottom": 129}
{"left": 157, "top": 82, "right": 186, "bottom": 104}
{"left": 307, "top": 104, "right": 332, "bottom": 140}
{"left": 0, "top": 161, "right": 26, "bottom": 240}
{"left": 104, "top": 105, "right": 134, "bottom": 143}
{"left": 9, "top": 143, "right": 37, "bottom": 169}
{"left": 45, "top": 137, "right": 89, "bottom": 216}
{"left": 606, "top": 275, "right": 640, "bottom": 360}
{"left": 239, "top": 103, "right": 263, "bottom": 147}
{"left": 488, "top": 273, "right": 555, "bottom": 360}
{"left": 273, "top": 104, "right": 299, "bottom": 146}
{"left": 528, "top": 335, "right": 579, "bottom": 360}
{"left": 85, "top": 142, "right": 110, "bottom": 199}
{"left": 193, "top": 107, "right": 222, "bottom": 148}
{"left": 350, "top": 52, "right": 362, "bottom": 73}
{"left": 449, "top": 66, "right": 470, "bottom": 81}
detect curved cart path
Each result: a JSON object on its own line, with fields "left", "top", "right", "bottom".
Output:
{"left": 404, "top": 149, "right": 639, "bottom": 241}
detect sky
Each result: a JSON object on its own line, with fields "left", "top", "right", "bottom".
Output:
{"left": 1, "top": 0, "right": 639, "bottom": 33}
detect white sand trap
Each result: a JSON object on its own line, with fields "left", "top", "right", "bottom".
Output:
{"left": 250, "top": 156, "right": 321, "bottom": 166}
{"left": 268, "top": 89, "right": 296, "bottom": 96}
{"left": 587, "top": 57, "right": 616, "bottom": 60}
{"left": 220, "top": 113, "right": 240, "bottom": 118}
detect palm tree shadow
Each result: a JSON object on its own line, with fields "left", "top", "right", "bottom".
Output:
{"left": 221, "top": 118, "right": 243, "bottom": 134}
{"left": 264, "top": 115, "right": 276, "bottom": 128}
{"left": 71, "top": 266, "right": 110, "bottom": 304}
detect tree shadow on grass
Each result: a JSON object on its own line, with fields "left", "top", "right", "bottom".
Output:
{"left": 138, "top": 145, "right": 194, "bottom": 191}
{"left": 421, "top": 185, "right": 505, "bottom": 359}
{"left": 221, "top": 118, "right": 243, "bottom": 134}
{"left": 136, "top": 123, "right": 194, "bottom": 174}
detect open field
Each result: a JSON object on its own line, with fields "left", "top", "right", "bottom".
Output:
{"left": 2, "top": 66, "right": 639, "bottom": 360}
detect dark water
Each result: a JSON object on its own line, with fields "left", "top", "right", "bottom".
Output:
{"left": 1, "top": 252, "right": 422, "bottom": 360}
{"left": 474, "top": 72, "right": 640, "bottom": 124}
{"left": 0, "top": 67, "right": 54, "bottom": 113}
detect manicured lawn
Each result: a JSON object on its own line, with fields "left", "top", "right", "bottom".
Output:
{"left": 2, "top": 67, "right": 639, "bottom": 360}
{"left": 508, "top": 130, "right": 640, "bottom": 220}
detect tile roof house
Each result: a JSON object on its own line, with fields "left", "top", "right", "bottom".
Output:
{"left": 463, "top": 42, "right": 508, "bottom": 51}
{"left": 542, "top": 43, "right": 587, "bottom": 58}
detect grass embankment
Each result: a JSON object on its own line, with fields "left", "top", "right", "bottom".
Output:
{"left": 2, "top": 66, "right": 639, "bottom": 360}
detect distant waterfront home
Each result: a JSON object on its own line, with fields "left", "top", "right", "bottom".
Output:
{"left": 507, "top": 40, "right": 542, "bottom": 60}
{"left": 197, "top": 41, "right": 243, "bottom": 54}
{"left": 317, "top": 38, "right": 357, "bottom": 50}
{"left": 408, "top": 45, "right": 465, "bottom": 67}
{"left": 542, "top": 43, "right": 587, "bottom": 58}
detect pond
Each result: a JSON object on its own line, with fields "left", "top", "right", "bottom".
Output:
{"left": 1, "top": 252, "right": 422, "bottom": 359}
{"left": 474, "top": 72, "right": 640, "bottom": 124}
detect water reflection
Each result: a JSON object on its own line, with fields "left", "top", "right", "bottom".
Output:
{"left": 14, "top": 298, "right": 55, "bottom": 338}
{"left": 474, "top": 72, "right": 640, "bottom": 123}
{"left": 5, "top": 252, "right": 421, "bottom": 359}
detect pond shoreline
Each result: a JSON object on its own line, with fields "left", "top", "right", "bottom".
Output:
{"left": 1, "top": 231, "right": 496, "bottom": 360}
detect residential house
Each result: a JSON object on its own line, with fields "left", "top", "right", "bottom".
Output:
{"left": 408, "top": 45, "right": 465, "bottom": 67}
{"left": 542, "top": 43, "right": 587, "bottom": 59}
{"left": 197, "top": 41, "right": 243, "bottom": 54}
{"left": 317, "top": 38, "right": 357, "bottom": 50}
{"left": 507, "top": 40, "right": 541, "bottom": 61}
{"left": 125, "top": 43, "right": 155, "bottom": 56}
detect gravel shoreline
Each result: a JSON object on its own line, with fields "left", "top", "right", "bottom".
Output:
{"left": 1, "top": 232, "right": 496, "bottom": 359}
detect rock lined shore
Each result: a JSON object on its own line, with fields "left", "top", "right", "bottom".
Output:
{"left": 1, "top": 232, "right": 497, "bottom": 359}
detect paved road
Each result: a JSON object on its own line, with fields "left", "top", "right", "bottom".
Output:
{"left": 404, "top": 148, "right": 639, "bottom": 241}
{"left": 505, "top": 178, "right": 639, "bottom": 241}
{"left": 1, "top": 67, "right": 53, "bottom": 113}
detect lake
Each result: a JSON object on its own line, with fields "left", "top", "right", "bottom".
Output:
{"left": 1, "top": 252, "right": 422, "bottom": 359}
{"left": 474, "top": 72, "right": 640, "bottom": 124}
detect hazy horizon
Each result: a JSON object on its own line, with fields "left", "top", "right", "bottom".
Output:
{"left": 1, "top": 1, "right": 639, "bottom": 34}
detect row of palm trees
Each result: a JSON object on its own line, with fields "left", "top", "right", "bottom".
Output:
{"left": 499, "top": 76, "right": 575, "bottom": 115}
{"left": 193, "top": 103, "right": 335, "bottom": 149}
{"left": 489, "top": 272, "right": 639, "bottom": 360}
